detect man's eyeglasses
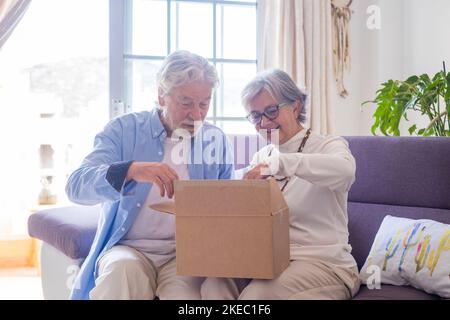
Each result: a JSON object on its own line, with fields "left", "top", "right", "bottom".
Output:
{"left": 246, "top": 103, "right": 288, "bottom": 125}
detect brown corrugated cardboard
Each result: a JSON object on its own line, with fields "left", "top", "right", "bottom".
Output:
{"left": 150, "top": 178, "right": 290, "bottom": 279}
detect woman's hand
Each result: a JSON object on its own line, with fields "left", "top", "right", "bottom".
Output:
{"left": 126, "top": 162, "right": 179, "bottom": 198}
{"left": 243, "top": 163, "right": 271, "bottom": 180}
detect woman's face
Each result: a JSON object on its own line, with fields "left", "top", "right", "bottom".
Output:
{"left": 247, "top": 89, "right": 303, "bottom": 145}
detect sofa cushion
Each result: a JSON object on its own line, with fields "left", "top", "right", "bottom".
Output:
{"left": 28, "top": 205, "right": 100, "bottom": 259}
{"left": 347, "top": 202, "right": 450, "bottom": 270}
{"left": 353, "top": 285, "right": 440, "bottom": 300}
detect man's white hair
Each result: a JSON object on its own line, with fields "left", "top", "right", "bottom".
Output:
{"left": 157, "top": 50, "right": 219, "bottom": 96}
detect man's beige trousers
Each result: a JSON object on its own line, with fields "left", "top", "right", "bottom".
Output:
{"left": 89, "top": 245, "right": 204, "bottom": 300}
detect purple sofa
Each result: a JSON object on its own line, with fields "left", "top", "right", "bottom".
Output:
{"left": 28, "top": 136, "right": 450, "bottom": 299}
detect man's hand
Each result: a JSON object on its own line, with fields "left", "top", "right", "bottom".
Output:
{"left": 126, "top": 162, "right": 179, "bottom": 198}
{"left": 243, "top": 163, "right": 271, "bottom": 180}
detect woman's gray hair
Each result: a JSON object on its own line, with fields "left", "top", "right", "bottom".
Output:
{"left": 241, "top": 69, "right": 308, "bottom": 124}
{"left": 157, "top": 50, "right": 219, "bottom": 96}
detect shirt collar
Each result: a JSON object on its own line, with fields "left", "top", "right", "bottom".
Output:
{"left": 150, "top": 107, "right": 167, "bottom": 139}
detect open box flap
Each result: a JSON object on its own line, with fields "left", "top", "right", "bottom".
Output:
{"left": 268, "top": 178, "right": 289, "bottom": 216}
{"left": 149, "top": 179, "right": 288, "bottom": 217}
{"left": 150, "top": 201, "right": 176, "bottom": 215}
{"left": 174, "top": 180, "right": 271, "bottom": 216}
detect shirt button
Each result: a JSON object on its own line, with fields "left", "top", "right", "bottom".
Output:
{"left": 136, "top": 203, "right": 141, "bottom": 208}
{"left": 121, "top": 227, "right": 125, "bottom": 232}
{"left": 158, "top": 151, "right": 162, "bottom": 155}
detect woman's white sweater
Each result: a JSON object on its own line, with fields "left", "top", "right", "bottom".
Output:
{"left": 251, "top": 128, "right": 358, "bottom": 268}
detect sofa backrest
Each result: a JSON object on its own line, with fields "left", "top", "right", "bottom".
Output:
{"left": 345, "top": 136, "right": 450, "bottom": 210}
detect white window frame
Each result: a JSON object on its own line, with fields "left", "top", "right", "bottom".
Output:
{"left": 109, "top": 0, "right": 258, "bottom": 127}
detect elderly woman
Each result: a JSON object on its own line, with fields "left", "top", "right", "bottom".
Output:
{"left": 201, "top": 69, "right": 360, "bottom": 300}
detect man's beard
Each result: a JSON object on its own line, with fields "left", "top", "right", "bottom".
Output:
{"left": 160, "top": 109, "right": 203, "bottom": 137}
{"left": 174, "top": 120, "right": 204, "bottom": 137}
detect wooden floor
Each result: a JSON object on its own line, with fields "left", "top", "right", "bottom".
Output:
{"left": 0, "top": 267, "right": 43, "bottom": 300}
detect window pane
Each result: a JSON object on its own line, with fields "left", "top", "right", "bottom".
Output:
{"left": 217, "top": 120, "right": 256, "bottom": 135}
{"left": 125, "top": 59, "right": 163, "bottom": 111}
{"left": 170, "top": 2, "right": 213, "bottom": 57}
{"left": 129, "top": 0, "right": 167, "bottom": 56}
{"left": 224, "top": 0, "right": 256, "bottom": 2}
{"left": 217, "top": 4, "right": 256, "bottom": 59}
{"left": 217, "top": 63, "right": 257, "bottom": 117}
{"left": 125, "top": 0, "right": 258, "bottom": 131}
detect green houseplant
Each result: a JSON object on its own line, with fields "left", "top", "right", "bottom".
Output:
{"left": 363, "top": 63, "right": 450, "bottom": 136}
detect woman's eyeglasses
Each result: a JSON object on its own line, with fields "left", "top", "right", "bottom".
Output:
{"left": 246, "top": 103, "right": 289, "bottom": 125}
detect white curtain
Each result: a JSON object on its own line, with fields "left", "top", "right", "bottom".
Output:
{"left": 0, "top": 0, "right": 31, "bottom": 49}
{"left": 258, "top": 0, "right": 334, "bottom": 135}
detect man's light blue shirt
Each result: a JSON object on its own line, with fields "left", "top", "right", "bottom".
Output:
{"left": 66, "top": 108, "right": 234, "bottom": 300}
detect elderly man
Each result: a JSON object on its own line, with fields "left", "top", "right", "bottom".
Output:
{"left": 66, "top": 50, "right": 234, "bottom": 300}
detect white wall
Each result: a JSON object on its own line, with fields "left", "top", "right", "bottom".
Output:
{"left": 403, "top": 0, "right": 450, "bottom": 76}
{"left": 332, "top": 0, "right": 399, "bottom": 136}
{"left": 332, "top": 0, "right": 450, "bottom": 136}
{"left": 331, "top": 0, "right": 373, "bottom": 136}
{"left": 401, "top": 0, "right": 450, "bottom": 133}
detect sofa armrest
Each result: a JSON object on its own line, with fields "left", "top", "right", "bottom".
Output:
{"left": 28, "top": 205, "right": 100, "bottom": 260}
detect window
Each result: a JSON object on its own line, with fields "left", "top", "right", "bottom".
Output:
{"left": 121, "top": 0, "right": 257, "bottom": 134}
{"left": 0, "top": 0, "right": 108, "bottom": 235}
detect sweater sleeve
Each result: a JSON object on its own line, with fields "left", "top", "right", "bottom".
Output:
{"left": 265, "top": 136, "right": 356, "bottom": 192}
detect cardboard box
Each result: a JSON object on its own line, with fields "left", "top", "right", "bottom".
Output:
{"left": 151, "top": 179, "right": 290, "bottom": 279}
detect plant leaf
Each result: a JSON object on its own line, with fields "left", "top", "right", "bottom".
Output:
{"left": 408, "top": 124, "right": 417, "bottom": 135}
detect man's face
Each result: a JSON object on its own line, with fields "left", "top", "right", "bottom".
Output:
{"left": 159, "top": 80, "right": 212, "bottom": 136}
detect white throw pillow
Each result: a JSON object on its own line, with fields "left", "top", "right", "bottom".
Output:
{"left": 360, "top": 215, "right": 450, "bottom": 298}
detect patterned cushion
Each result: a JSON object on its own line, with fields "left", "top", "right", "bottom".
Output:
{"left": 360, "top": 215, "right": 450, "bottom": 298}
